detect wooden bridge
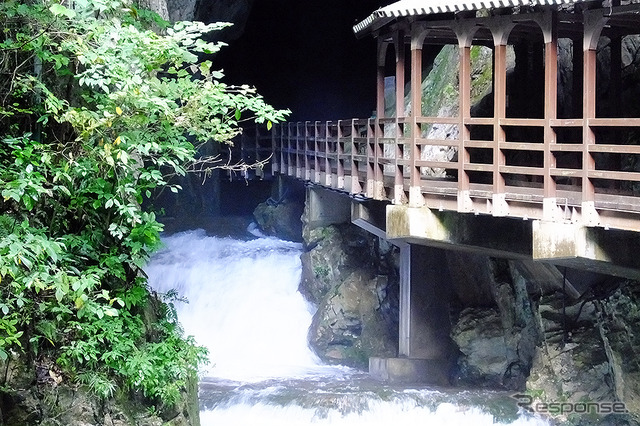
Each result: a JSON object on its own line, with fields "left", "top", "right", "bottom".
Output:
{"left": 235, "top": 0, "right": 640, "bottom": 280}
{"left": 237, "top": 0, "right": 640, "bottom": 235}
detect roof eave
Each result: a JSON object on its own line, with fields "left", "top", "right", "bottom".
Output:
{"left": 353, "top": 11, "right": 382, "bottom": 38}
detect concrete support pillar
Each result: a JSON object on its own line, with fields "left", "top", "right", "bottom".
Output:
{"left": 403, "top": 244, "right": 454, "bottom": 359}
{"left": 532, "top": 220, "right": 640, "bottom": 279}
{"left": 371, "top": 243, "right": 454, "bottom": 385}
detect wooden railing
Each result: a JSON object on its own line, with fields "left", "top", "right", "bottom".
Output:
{"left": 237, "top": 116, "right": 640, "bottom": 232}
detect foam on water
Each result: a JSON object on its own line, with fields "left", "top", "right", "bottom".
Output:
{"left": 145, "top": 228, "right": 551, "bottom": 426}
{"left": 145, "top": 229, "right": 339, "bottom": 381}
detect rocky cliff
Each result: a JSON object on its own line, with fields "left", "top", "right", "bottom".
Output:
{"left": 300, "top": 223, "right": 399, "bottom": 368}
{"left": 446, "top": 252, "right": 640, "bottom": 424}
{"left": 136, "top": 0, "right": 255, "bottom": 43}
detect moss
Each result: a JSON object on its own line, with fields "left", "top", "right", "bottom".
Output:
{"left": 469, "top": 45, "right": 494, "bottom": 106}
{"left": 420, "top": 45, "right": 460, "bottom": 120}
{"left": 313, "top": 265, "right": 330, "bottom": 279}
{"left": 340, "top": 345, "right": 370, "bottom": 369}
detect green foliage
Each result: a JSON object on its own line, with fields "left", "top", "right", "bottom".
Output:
{"left": 0, "top": 0, "right": 288, "bottom": 409}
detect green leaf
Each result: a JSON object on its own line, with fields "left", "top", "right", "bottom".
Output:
{"left": 235, "top": 109, "right": 241, "bottom": 120}
{"left": 55, "top": 287, "right": 65, "bottom": 302}
{"left": 104, "top": 307, "right": 118, "bottom": 317}
{"left": 267, "top": 120, "right": 273, "bottom": 131}
{"left": 49, "top": 3, "right": 76, "bottom": 18}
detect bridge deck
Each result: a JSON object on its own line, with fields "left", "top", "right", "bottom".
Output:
{"left": 239, "top": 2, "right": 640, "bottom": 233}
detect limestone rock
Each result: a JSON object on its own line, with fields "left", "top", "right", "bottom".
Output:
{"left": 194, "top": 0, "right": 255, "bottom": 42}
{"left": 308, "top": 272, "right": 396, "bottom": 368}
{"left": 252, "top": 199, "right": 303, "bottom": 242}
{"left": 299, "top": 220, "right": 399, "bottom": 368}
{"left": 299, "top": 225, "right": 374, "bottom": 304}
{"left": 451, "top": 307, "right": 516, "bottom": 387}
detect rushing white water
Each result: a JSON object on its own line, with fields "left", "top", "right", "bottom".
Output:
{"left": 144, "top": 228, "right": 342, "bottom": 381}
{"left": 145, "top": 228, "right": 551, "bottom": 426}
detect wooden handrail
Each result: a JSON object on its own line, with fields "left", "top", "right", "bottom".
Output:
{"left": 258, "top": 115, "right": 640, "bottom": 231}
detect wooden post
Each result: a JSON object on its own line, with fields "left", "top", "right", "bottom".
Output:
{"left": 377, "top": 39, "right": 386, "bottom": 119}
{"left": 457, "top": 32, "right": 472, "bottom": 212}
{"left": 367, "top": 118, "right": 375, "bottom": 197}
{"left": 287, "top": 122, "right": 293, "bottom": 177}
{"left": 350, "top": 118, "right": 361, "bottom": 194}
{"left": 395, "top": 30, "right": 406, "bottom": 119}
{"left": 543, "top": 12, "right": 559, "bottom": 220}
{"left": 582, "top": 11, "right": 605, "bottom": 225}
{"left": 337, "top": 120, "right": 345, "bottom": 190}
{"left": 409, "top": 31, "right": 424, "bottom": 207}
{"left": 394, "top": 30, "right": 406, "bottom": 204}
{"left": 493, "top": 41, "right": 508, "bottom": 215}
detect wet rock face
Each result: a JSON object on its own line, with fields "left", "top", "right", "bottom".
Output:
{"left": 1, "top": 299, "right": 200, "bottom": 426}
{"left": 308, "top": 272, "right": 397, "bottom": 367}
{"left": 252, "top": 199, "right": 304, "bottom": 242}
{"left": 446, "top": 249, "right": 640, "bottom": 423}
{"left": 1, "top": 384, "right": 168, "bottom": 426}
{"left": 193, "top": 0, "right": 255, "bottom": 42}
{"left": 140, "top": 0, "right": 255, "bottom": 42}
{"left": 448, "top": 255, "right": 539, "bottom": 390}
{"left": 526, "top": 284, "right": 640, "bottom": 423}
{"left": 452, "top": 308, "right": 515, "bottom": 387}
{"left": 299, "top": 223, "right": 399, "bottom": 369}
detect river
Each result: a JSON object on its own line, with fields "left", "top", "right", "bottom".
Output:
{"left": 145, "top": 227, "right": 551, "bottom": 426}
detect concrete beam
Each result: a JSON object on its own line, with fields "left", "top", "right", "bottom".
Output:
{"left": 306, "top": 186, "right": 351, "bottom": 228}
{"left": 386, "top": 205, "right": 533, "bottom": 258}
{"left": 351, "top": 200, "right": 388, "bottom": 239}
{"left": 533, "top": 221, "right": 640, "bottom": 280}
{"left": 386, "top": 205, "right": 640, "bottom": 280}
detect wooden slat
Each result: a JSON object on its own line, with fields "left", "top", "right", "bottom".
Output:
{"left": 415, "top": 160, "right": 459, "bottom": 169}
{"left": 589, "top": 118, "right": 640, "bottom": 127}
{"left": 499, "top": 165, "right": 545, "bottom": 176}
{"left": 588, "top": 170, "right": 640, "bottom": 182}
{"left": 499, "top": 142, "right": 544, "bottom": 151}
{"left": 550, "top": 119, "right": 584, "bottom": 127}
{"left": 464, "top": 140, "right": 494, "bottom": 148}
{"left": 464, "top": 163, "right": 494, "bottom": 172}
{"left": 551, "top": 144, "right": 583, "bottom": 152}
{"left": 465, "top": 117, "right": 494, "bottom": 125}
{"left": 589, "top": 144, "right": 640, "bottom": 154}
{"left": 415, "top": 138, "right": 461, "bottom": 147}
{"left": 416, "top": 116, "right": 460, "bottom": 124}
{"left": 499, "top": 118, "right": 545, "bottom": 126}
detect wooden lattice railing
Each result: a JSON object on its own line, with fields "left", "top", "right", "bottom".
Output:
{"left": 236, "top": 116, "right": 640, "bottom": 232}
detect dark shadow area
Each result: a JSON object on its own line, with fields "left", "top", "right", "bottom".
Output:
{"left": 212, "top": 0, "right": 386, "bottom": 121}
